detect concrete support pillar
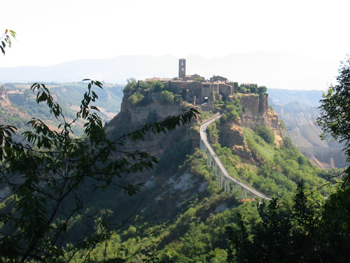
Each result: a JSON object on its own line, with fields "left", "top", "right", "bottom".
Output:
{"left": 218, "top": 171, "right": 221, "bottom": 188}
{"left": 206, "top": 152, "right": 209, "bottom": 167}
{"left": 241, "top": 186, "right": 244, "bottom": 198}
{"left": 232, "top": 182, "right": 235, "bottom": 194}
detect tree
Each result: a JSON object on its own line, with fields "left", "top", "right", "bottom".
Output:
{"left": 226, "top": 57, "right": 350, "bottom": 263}
{"left": 226, "top": 182, "right": 322, "bottom": 263}
{"left": 0, "top": 80, "right": 198, "bottom": 261}
{"left": 159, "top": 90, "right": 174, "bottom": 105}
{"left": 0, "top": 29, "right": 16, "bottom": 55}
{"left": 257, "top": 86, "right": 267, "bottom": 94}
{"left": 254, "top": 125, "right": 275, "bottom": 144}
{"left": 318, "top": 56, "right": 350, "bottom": 160}
{"left": 316, "top": 56, "right": 350, "bottom": 262}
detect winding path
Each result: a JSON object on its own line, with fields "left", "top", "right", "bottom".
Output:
{"left": 199, "top": 114, "right": 271, "bottom": 201}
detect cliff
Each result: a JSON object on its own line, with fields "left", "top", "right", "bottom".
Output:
{"left": 105, "top": 90, "right": 199, "bottom": 158}
{"left": 0, "top": 86, "right": 11, "bottom": 107}
{"left": 240, "top": 93, "right": 283, "bottom": 139}
{"left": 219, "top": 93, "right": 284, "bottom": 163}
{"left": 106, "top": 89, "right": 284, "bottom": 166}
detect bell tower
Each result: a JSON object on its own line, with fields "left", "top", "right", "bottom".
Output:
{"left": 179, "top": 58, "right": 186, "bottom": 80}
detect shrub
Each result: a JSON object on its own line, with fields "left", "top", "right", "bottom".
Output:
{"left": 254, "top": 125, "right": 275, "bottom": 144}
{"left": 128, "top": 92, "right": 144, "bottom": 106}
{"left": 160, "top": 90, "right": 174, "bottom": 105}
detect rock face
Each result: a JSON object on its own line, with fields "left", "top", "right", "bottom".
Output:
{"left": 0, "top": 86, "right": 11, "bottom": 107}
{"left": 269, "top": 96, "right": 349, "bottom": 169}
{"left": 240, "top": 93, "right": 283, "bottom": 139}
{"left": 220, "top": 93, "right": 284, "bottom": 163}
{"left": 219, "top": 122, "right": 256, "bottom": 164}
{"left": 105, "top": 91, "right": 198, "bottom": 157}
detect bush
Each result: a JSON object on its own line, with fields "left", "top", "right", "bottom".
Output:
{"left": 128, "top": 92, "right": 144, "bottom": 106}
{"left": 254, "top": 125, "right": 275, "bottom": 144}
{"left": 160, "top": 90, "right": 174, "bottom": 105}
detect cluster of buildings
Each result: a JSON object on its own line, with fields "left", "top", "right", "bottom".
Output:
{"left": 146, "top": 59, "right": 252, "bottom": 105}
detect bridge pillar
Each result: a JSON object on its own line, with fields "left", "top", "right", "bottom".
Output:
{"left": 232, "top": 182, "right": 235, "bottom": 194}
{"left": 206, "top": 150, "right": 210, "bottom": 167}
{"left": 217, "top": 171, "right": 221, "bottom": 188}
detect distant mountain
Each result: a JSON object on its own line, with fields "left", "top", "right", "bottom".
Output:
{"left": 0, "top": 52, "right": 339, "bottom": 90}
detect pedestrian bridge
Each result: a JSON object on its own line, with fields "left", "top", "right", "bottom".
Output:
{"left": 199, "top": 114, "right": 271, "bottom": 201}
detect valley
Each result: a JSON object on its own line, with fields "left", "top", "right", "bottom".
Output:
{"left": 0, "top": 60, "right": 346, "bottom": 262}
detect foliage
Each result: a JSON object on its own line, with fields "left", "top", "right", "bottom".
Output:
{"left": 0, "top": 80, "right": 198, "bottom": 262}
{"left": 3, "top": 82, "right": 123, "bottom": 136}
{"left": 254, "top": 125, "right": 275, "bottom": 144}
{"left": 0, "top": 29, "right": 16, "bottom": 55}
{"left": 243, "top": 127, "right": 328, "bottom": 198}
{"left": 318, "top": 56, "right": 350, "bottom": 159}
{"left": 123, "top": 79, "right": 186, "bottom": 108}
{"left": 206, "top": 120, "right": 220, "bottom": 144}
{"left": 225, "top": 56, "right": 350, "bottom": 263}
{"left": 258, "top": 86, "right": 267, "bottom": 94}
{"left": 128, "top": 92, "right": 145, "bottom": 106}
{"left": 226, "top": 182, "right": 323, "bottom": 263}
{"left": 226, "top": 179, "right": 350, "bottom": 263}
{"left": 159, "top": 90, "right": 174, "bottom": 105}
{"left": 215, "top": 99, "right": 242, "bottom": 123}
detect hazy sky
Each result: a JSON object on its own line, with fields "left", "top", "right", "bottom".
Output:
{"left": 0, "top": 0, "right": 349, "bottom": 68}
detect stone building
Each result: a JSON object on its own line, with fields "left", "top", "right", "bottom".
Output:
{"left": 146, "top": 58, "right": 237, "bottom": 104}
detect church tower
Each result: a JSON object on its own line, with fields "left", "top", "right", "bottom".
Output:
{"left": 179, "top": 58, "right": 186, "bottom": 80}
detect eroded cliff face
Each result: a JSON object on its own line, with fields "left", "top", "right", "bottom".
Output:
{"left": 219, "top": 122, "right": 256, "bottom": 164}
{"left": 105, "top": 91, "right": 199, "bottom": 158}
{"left": 220, "top": 93, "right": 284, "bottom": 163}
{"left": 0, "top": 87, "right": 11, "bottom": 107}
{"left": 240, "top": 93, "right": 284, "bottom": 140}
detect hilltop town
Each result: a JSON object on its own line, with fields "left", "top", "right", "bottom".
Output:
{"left": 145, "top": 58, "right": 267, "bottom": 106}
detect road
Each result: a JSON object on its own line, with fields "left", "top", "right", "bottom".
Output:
{"left": 200, "top": 114, "right": 271, "bottom": 200}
